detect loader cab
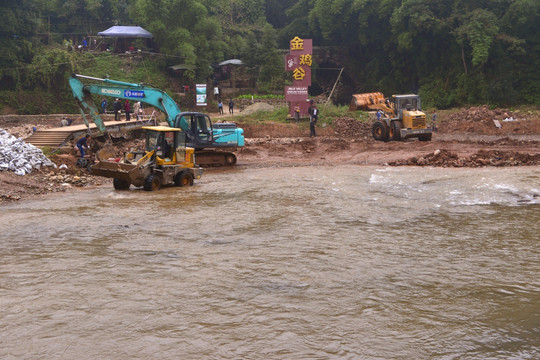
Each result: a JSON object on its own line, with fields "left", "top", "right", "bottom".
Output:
{"left": 143, "top": 126, "right": 187, "bottom": 163}
{"left": 393, "top": 95, "right": 421, "bottom": 119}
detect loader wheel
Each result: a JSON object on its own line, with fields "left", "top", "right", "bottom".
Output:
{"left": 372, "top": 121, "right": 388, "bottom": 141}
{"left": 143, "top": 174, "right": 161, "bottom": 191}
{"left": 175, "top": 171, "right": 194, "bottom": 187}
{"left": 224, "top": 153, "right": 237, "bottom": 166}
{"left": 113, "top": 178, "right": 130, "bottom": 190}
{"left": 390, "top": 121, "right": 402, "bottom": 141}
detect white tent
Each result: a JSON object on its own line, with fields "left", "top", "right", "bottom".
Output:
{"left": 218, "top": 59, "right": 243, "bottom": 66}
{"left": 97, "top": 26, "right": 153, "bottom": 38}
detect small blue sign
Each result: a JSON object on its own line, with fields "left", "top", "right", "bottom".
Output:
{"left": 124, "top": 90, "right": 145, "bottom": 98}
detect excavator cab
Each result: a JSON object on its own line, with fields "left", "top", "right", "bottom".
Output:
{"left": 176, "top": 112, "right": 213, "bottom": 148}
{"left": 195, "top": 114, "right": 212, "bottom": 142}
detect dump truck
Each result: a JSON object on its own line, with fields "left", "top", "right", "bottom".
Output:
{"left": 350, "top": 92, "right": 432, "bottom": 141}
{"left": 91, "top": 126, "right": 203, "bottom": 191}
{"left": 69, "top": 74, "right": 244, "bottom": 166}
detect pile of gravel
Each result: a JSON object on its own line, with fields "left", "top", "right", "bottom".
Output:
{"left": 0, "top": 128, "right": 55, "bottom": 175}
{"left": 333, "top": 117, "right": 372, "bottom": 137}
{"left": 446, "top": 105, "right": 517, "bottom": 123}
{"left": 240, "top": 102, "right": 275, "bottom": 115}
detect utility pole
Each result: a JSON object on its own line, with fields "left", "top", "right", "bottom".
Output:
{"left": 324, "top": 67, "right": 344, "bottom": 110}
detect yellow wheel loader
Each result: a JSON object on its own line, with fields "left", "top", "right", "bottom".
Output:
{"left": 350, "top": 92, "right": 432, "bottom": 142}
{"left": 90, "top": 126, "right": 203, "bottom": 191}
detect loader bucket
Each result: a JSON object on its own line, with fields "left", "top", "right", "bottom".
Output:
{"left": 349, "top": 92, "right": 385, "bottom": 111}
{"left": 90, "top": 161, "right": 140, "bottom": 183}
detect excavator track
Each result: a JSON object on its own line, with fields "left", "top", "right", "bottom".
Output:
{"left": 194, "top": 150, "right": 237, "bottom": 167}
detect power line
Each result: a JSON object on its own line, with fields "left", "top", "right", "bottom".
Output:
{"left": 0, "top": 52, "right": 130, "bottom": 72}
{"left": 0, "top": 50, "right": 186, "bottom": 73}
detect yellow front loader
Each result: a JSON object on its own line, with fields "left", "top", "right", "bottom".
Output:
{"left": 91, "top": 126, "right": 203, "bottom": 191}
{"left": 350, "top": 92, "right": 432, "bottom": 141}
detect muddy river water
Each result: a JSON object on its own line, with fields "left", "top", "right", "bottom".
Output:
{"left": 1, "top": 165, "right": 539, "bottom": 359}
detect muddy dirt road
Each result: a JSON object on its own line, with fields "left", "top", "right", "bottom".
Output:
{"left": 1, "top": 106, "right": 539, "bottom": 202}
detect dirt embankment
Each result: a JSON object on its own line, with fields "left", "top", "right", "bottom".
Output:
{"left": 1, "top": 106, "right": 539, "bottom": 202}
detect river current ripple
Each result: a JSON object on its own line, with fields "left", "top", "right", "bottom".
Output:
{"left": 1, "top": 165, "right": 539, "bottom": 359}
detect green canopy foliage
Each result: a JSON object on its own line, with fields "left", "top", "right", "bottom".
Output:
{"left": 0, "top": 0, "right": 539, "bottom": 113}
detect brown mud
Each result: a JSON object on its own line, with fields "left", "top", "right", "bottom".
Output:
{"left": 1, "top": 106, "right": 539, "bottom": 202}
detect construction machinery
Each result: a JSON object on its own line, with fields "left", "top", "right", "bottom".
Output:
{"left": 69, "top": 74, "right": 244, "bottom": 165}
{"left": 350, "top": 92, "right": 432, "bottom": 141}
{"left": 91, "top": 126, "right": 203, "bottom": 191}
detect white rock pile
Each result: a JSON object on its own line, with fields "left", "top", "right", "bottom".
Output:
{"left": 0, "top": 128, "right": 55, "bottom": 176}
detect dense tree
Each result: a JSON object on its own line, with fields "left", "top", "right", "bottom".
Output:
{"left": 0, "top": 0, "right": 42, "bottom": 90}
{"left": 1, "top": 0, "right": 539, "bottom": 109}
{"left": 297, "top": 0, "right": 539, "bottom": 106}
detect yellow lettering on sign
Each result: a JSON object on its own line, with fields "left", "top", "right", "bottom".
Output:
{"left": 290, "top": 36, "right": 304, "bottom": 51}
{"left": 299, "top": 54, "right": 312, "bottom": 66}
{"left": 292, "top": 67, "right": 306, "bottom": 80}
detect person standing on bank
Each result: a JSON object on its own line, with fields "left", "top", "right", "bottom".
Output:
{"left": 101, "top": 98, "right": 107, "bottom": 114}
{"left": 294, "top": 103, "right": 301, "bottom": 124}
{"left": 310, "top": 104, "right": 319, "bottom": 137}
{"left": 218, "top": 100, "right": 223, "bottom": 115}
{"left": 133, "top": 101, "right": 141, "bottom": 120}
{"left": 76, "top": 134, "right": 91, "bottom": 158}
{"left": 229, "top": 98, "right": 234, "bottom": 114}
{"left": 432, "top": 111, "right": 438, "bottom": 132}
{"left": 113, "top": 98, "right": 121, "bottom": 121}
{"left": 124, "top": 99, "right": 131, "bottom": 121}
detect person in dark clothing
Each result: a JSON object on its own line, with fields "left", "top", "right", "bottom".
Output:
{"left": 113, "top": 98, "right": 122, "bottom": 121}
{"left": 124, "top": 100, "right": 131, "bottom": 121}
{"left": 308, "top": 100, "right": 314, "bottom": 123}
{"left": 218, "top": 100, "right": 223, "bottom": 114}
{"left": 229, "top": 99, "right": 234, "bottom": 114}
{"left": 101, "top": 98, "right": 107, "bottom": 114}
{"left": 76, "top": 134, "right": 91, "bottom": 158}
{"left": 310, "top": 104, "right": 319, "bottom": 137}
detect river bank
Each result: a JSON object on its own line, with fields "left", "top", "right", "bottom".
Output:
{"left": 1, "top": 107, "right": 540, "bottom": 202}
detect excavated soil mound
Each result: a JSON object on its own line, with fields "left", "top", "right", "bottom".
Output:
{"left": 333, "top": 117, "right": 372, "bottom": 138}
{"left": 240, "top": 102, "right": 275, "bottom": 115}
{"left": 389, "top": 149, "right": 540, "bottom": 167}
{"left": 439, "top": 105, "right": 540, "bottom": 135}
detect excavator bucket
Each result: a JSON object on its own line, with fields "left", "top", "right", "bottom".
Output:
{"left": 95, "top": 143, "right": 117, "bottom": 161}
{"left": 349, "top": 92, "right": 386, "bottom": 111}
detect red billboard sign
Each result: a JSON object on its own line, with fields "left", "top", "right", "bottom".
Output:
{"left": 285, "top": 86, "right": 308, "bottom": 102}
{"left": 284, "top": 37, "right": 313, "bottom": 116}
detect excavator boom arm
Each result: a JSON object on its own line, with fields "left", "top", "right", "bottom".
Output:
{"left": 69, "top": 74, "right": 186, "bottom": 133}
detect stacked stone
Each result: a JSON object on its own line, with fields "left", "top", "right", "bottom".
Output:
{"left": 333, "top": 117, "right": 372, "bottom": 137}
{"left": 0, "top": 129, "right": 55, "bottom": 176}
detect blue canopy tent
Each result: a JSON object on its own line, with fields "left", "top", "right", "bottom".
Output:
{"left": 97, "top": 26, "right": 153, "bottom": 52}
{"left": 97, "top": 26, "right": 153, "bottom": 38}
